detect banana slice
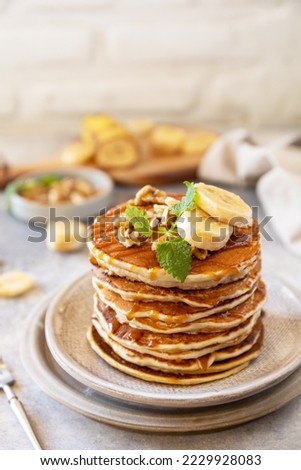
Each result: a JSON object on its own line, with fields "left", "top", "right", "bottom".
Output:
{"left": 96, "top": 126, "right": 129, "bottom": 144}
{"left": 82, "top": 114, "right": 117, "bottom": 132}
{"left": 177, "top": 208, "right": 233, "bottom": 251}
{"left": 127, "top": 119, "right": 154, "bottom": 136}
{"left": 96, "top": 140, "right": 138, "bottom": 169}
{"left": 60, "top": 140, "right": 95, "bottom": 165}
{"left": 82, "top": 115, "right": 118, "bottom": 143}
{"left": 150, "top": 126, "right": 186, "bottom": 156}
{"left": 183, "top": 131, "right": 217, "bottom": 155}
{"left": 0, "top": 271, "right": 34, "bottom": 298}
{"left": 195, "top": 183, "right": 252, "bottom": 227}
{"left": 46, "top": 220, "right": 86, "bottom": 252}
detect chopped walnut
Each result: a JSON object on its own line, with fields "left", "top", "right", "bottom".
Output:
{"left": 165, "top": 196, "right": 178, "bottom": 207}
{"left": 192, "top": 247, "right": 208, "bottom": 260}
{"left": 115, "top": 216, "right": 147, "bottom": 248}
{"left": 160, "top": 206, "right": 169, "bottom": 226}
{"left": 134, "top": 185, "right": 167, "bottom": 206}
{"left": 149, "top": 217, "right": 159, "bottom": 229}
{"left": 153, "top": 204, "right": 168, "bottom": 218}
{"left": 117, "top": 224, "right": 144, "bottom": 247}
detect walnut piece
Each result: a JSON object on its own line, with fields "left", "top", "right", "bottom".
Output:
{"left": 134, "top": 185, "right": 167, "bottom": 206}
{"left": 192, "top": 247, "right": 208, "bottom": 260}
{"left": 116, "top": 221, "right": 145, "bottom": 248}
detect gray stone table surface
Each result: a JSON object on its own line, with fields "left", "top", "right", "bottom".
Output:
{"left": 1, "top": 182, "right": 301, "bottom": 450}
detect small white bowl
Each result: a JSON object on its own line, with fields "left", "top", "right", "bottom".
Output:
{"left": 5, "top": 166, "right": 114, "bottom": 223}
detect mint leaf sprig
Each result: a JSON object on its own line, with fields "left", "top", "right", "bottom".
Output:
{"left": 124, "top": 182, "right": 197, "bottom": 282}
{"left": 170, "top": 181, "right": 196, "bottom": 217}
{"left": 125, "top": 204, "right": 152, "bottom": 237}
{"left": 155, "top": 238, "right": 192, "bottom": 283}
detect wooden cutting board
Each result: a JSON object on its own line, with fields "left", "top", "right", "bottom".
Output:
{"left": 0, "top": 152, "right": 204, "bottom": 188}
{"left": 0, "top": 126, "right": 217, "bottom": 188}
{"left": 109, "top": 152, "right": 204, "bottom": 185}
{"left": 92, "top": 124, "right": 218, "bottom": 184}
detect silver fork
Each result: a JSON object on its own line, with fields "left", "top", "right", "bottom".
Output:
{"left": 0, "top": 357, "right": 42, "bottom": 450}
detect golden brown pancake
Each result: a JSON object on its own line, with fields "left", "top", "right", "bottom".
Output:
{"left": 93, "top": 279, "right": 266, "bottom": 332}
{"left": 90, "top": 317, "right": 263, "bottom": 375}
{"left": 92, "top": 298, "right": 262, "bottom": 360}
{"left": 87, "top": 324, "right": 262, "bottom": 385}
{"left": 87, "top": 202, "right": 261, "bottom": 290}
{"left": 92, "top": 260, "right": 261, "bottom": 307}
{"left": 86, "top": 189, "right": 266, "bottom": 385}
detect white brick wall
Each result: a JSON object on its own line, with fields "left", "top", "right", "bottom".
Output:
{"left": 0, "top": 0, "right": 300, "bottom": 139}
{"left": 22, "top": 76, "right": 197, "bottom": 116}
{"left": 0, "top": 0, "right": 7, "bottom": 11}
{"left": 22, "top": 0, "right": 110, "bottom": 8}
{"left": 0, "top": 28, "right": 92, "bottom": 64}
{"left": 107, "top": 9, "right": 301, "bottom": 62}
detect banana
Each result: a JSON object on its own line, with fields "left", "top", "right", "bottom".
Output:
{"left": 81, "top": 115, "right": 118, "bottom": 144}
{"left": 195, "top": 183, "right": 252, "bottom": 227}
{"left": 60, "top": 140, "right": 95, "bottom": 165}
{"left": 46, "top": 220, "right": 86, "bottom": 252}
{"left": 182, "top": 131, "right": 217, "bottom": 155}
{"left": 0, "top": 271, "right": 34, "bottom": 297}
{"left": 95, "top": 125, "right": 129, "bottom": 144}
{"left": 150, "top": 125, "right": 186, "bottom": 156}
{"left": 96, "top": 140, "right": 138, "bottom": 169}
{"left": 127, "top": 119, "right": 154, "bottom": 136}
{"left": 82, "top": 114, "right": 117, "bottom": 132}
{"left": 177, "top": 207, "right": 233, "bottom": 251}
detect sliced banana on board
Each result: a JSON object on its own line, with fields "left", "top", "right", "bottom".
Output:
{"left": 127, "top": 119, "right": 154, "bottom": 137}
{"left": 95, "top": 126, "right": 129, "bottom": 144}
{"left": 60, "top": 140, "right": 95, "bottom": 166}
{"left": 0, "top": 271, "right": 34, "bottom": 298}
{"left": 177, "top": 208, "right": 233, "bottom": 251}
{"left": 82, "top": 115, "right": 117, "bottom": 141}
{"left": 150, "top": 125, "right": 186, "bottom": 156}
{"left": 46, "top": 220, "right": 86, "bottom": 252}
{"left": 96, "top": 140, "right": 138, "bottom": 169}
{"left": 195, "top": 182, "right": 252, "bottom": 227}
{"left": 182, "top": 131, "right": 217, "bottom": 155}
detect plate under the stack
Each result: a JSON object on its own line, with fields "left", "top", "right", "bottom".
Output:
{"left": 20, "top": 273, "right": 301, "bottom": 432}
{"left": 38, "top": 272, "right": 301, "bottom": 410}
{"left": 20, "top": 303, "right": 301, "bottom": 432}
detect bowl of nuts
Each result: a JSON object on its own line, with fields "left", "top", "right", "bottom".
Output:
{"left": 5, "top": 166, "right": 114, "bottom": 223}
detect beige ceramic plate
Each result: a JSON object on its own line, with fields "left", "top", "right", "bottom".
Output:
{"left": 43, "top": 272, "right": 301, "bottom": 409}
{"left": 21, "top": 296, "right": 301, "bottom": 432}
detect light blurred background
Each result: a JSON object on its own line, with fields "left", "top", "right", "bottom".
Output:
{"left": 0, "top": 0, "right": 300, "bottom": 163}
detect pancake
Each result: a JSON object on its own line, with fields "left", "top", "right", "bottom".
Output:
{"left": 87, "top": 325, "right": 255, "bottom": 385}
{"left": 86, "top": 184, "right": 266, "bottom": 385}
{"left": 92, "top": 298, "right": 262, "bottom": 360}
{"left": 93, "top": 279, "right": 266, "bottom": 332}
{"left": 92, "top": 261, "right": 261, "bottom": 307}
{"left": 87, "top": 203, "right": 260, "bottom": 290}
{"left": 89, "top": 319, "right": 263, "bottom": 375}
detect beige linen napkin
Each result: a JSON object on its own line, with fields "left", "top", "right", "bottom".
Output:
{"left": 257, "top": 166, "right": 301, "bottom": 257}
{"left": 197, "top": 129, "right": 301, "bottom": 257}
{"left": 197, "top": 128, "right": 301, "bottom": 186}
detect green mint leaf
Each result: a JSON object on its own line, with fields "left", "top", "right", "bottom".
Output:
{"left": 170, "top": 181, "right": 196, "bottom": 217}
{"left": 155, "top": 238, "right": 192, "bottom": 282}
{"left": 125, "top": 204, "right": 152, "bottom": 237}
{"left": 166, "top": 221, "right": 178, "bottom": 236}
{"left": 38, "top": 174, "right": 62, "bottom": 186}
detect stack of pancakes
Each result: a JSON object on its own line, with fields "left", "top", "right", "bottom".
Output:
{"left": 87, "top": 194, "right": 266, "bottom": 385}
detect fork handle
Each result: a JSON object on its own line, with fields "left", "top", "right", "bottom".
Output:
{"left": 3, "top": 385, "right": 42, "bottom": 450}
